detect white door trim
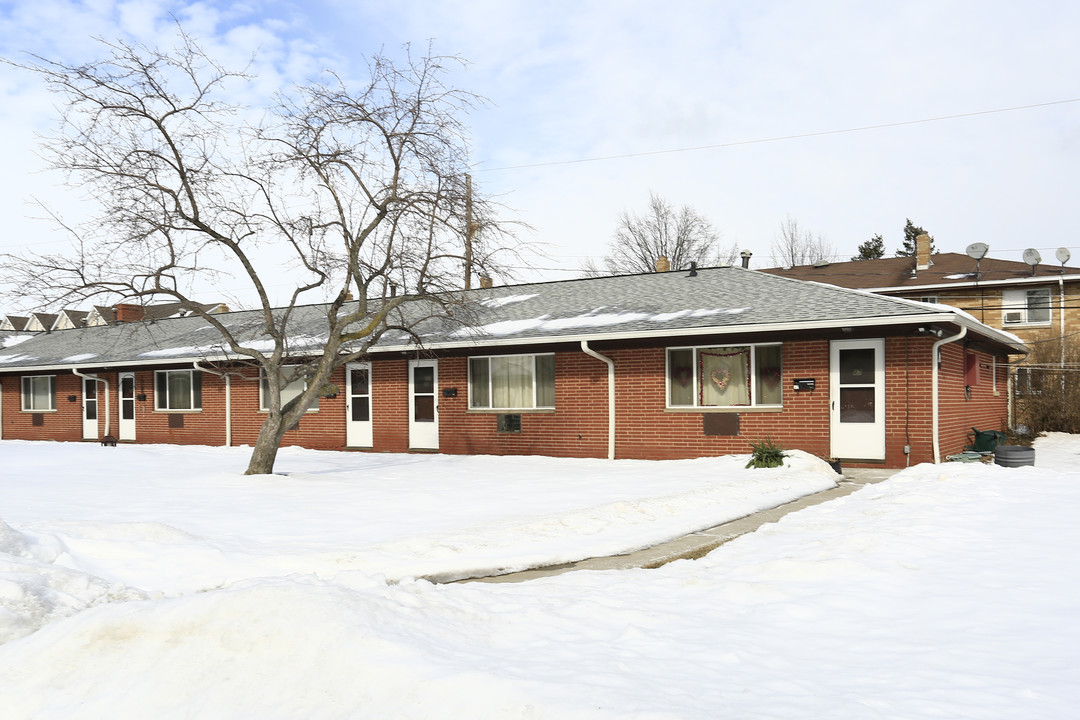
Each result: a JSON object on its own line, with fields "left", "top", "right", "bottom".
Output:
{"left": 345, "top": 361, "right": 373, "bottom": 447}
{"left": 82, "top": 376, "right": 99, "bottom": 440}
{"left": 119, "top": 372, "right": 136, "bottom": 441}
{"left": 830, "top": 338, "right": 886, "bottom": 460}
{"left": 408, "top": 359, "right": 439, "bottom": 450}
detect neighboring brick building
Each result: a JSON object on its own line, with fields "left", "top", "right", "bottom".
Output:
{"left": 0, "top": 266, "right": 1024, "bottom": 468}
{"left": 760, "top": 236, "right": 1080, "bottom": 347}
{"left": 760, "top": 235, "right": 1080, "bottom": 424}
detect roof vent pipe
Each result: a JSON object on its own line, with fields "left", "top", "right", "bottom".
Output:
{"left": 687, "top": 261, "right": 698, "bottom": 277}
{"left": 740, "top": 250, "right": 752, "bottom": 269}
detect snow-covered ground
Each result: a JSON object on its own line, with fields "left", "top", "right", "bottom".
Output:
{"left": 1, "top": 437, "right": 1078, "bottom": 718}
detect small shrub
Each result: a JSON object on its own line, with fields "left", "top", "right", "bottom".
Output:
{"left": 746, "top": 438, "right": 788, "bottom": 469}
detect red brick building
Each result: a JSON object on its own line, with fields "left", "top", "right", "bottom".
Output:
{"left": 0, "top": 266, "right": 1024, "bottom": 468}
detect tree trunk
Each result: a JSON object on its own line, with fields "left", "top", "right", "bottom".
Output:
{"left": 245, "top": 413, "right": 288, "bottom": 475}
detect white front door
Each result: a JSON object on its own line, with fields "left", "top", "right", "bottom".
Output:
{"left": 82, "top": 377, "right": 99, "bottom": 440}
{"left": 119, "top": 372, "right": 136, "bottom": 441}
{"left": 345, "top": 362, "right": 373, "bottom": 447}
{"left": 830, "top": 339, "right": 886, "bottom": 460}
{"left": 408, "top": 359, "right": 439, "bottom": 450}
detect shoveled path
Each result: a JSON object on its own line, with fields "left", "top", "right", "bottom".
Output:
{"left": 462, "top": 467, "right": 898, "bottom": 584}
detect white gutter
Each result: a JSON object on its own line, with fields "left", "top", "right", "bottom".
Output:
{"left": 71, "top": 368, "right": 110, "bottom": 439}
{"left": 194, "top": 362, "right": 231, "bottom": 447}
{"left": 580, "top": 340, "right": 615, "bottom": 460}
{"left": 931, "top": 326, "right": 967, "bottom": 464}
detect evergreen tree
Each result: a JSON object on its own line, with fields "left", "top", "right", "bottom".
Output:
{"left": 894, "top": 218, "right": 937, "bottom": 257}
{"left": 852, "top": 233, "right": 885, "bottom": 261}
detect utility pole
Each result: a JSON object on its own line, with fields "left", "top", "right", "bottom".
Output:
{"left": 464, "top": 173, "right": 475, "bottom": 290}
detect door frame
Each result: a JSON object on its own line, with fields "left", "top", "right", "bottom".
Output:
{"left": 82, "top": 376, "right": 99, "bottom": 440}
{"left": 345, "top": 361, "right": 373, "bottom": 448}
{"left": 408, "top": 359, "right": 439, "bottom": 450}
{"left": 118, "top": 372, "right": 136, "bottom": 441}
{"left": 829, "top": 338, "right": 886, "bottom": 461}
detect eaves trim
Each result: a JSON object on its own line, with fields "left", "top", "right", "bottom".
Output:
{"left": 867, "top": 273, "right": 1080, "bottom": 294}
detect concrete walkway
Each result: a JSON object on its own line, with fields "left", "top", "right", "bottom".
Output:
{"left": 463, "top": 467, "right": 898, "bottom": 584}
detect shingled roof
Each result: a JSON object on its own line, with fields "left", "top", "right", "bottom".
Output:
{"left": 760, "top": 252, "right": 1080, "bottom": 291}
{"left": 0, "top": 266, "right": 1026, "bottom": 372}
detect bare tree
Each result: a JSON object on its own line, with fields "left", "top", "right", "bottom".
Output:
{"left": 771, "top": 215, "right": 835, "bottom": 268}
{"left": 583, "top": 192, "right": 735, "bottom": 276}
{"left": 2, "top": 31, "right": 518, "bottom": 474}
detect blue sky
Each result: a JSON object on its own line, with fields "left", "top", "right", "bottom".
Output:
{"left": 1, "top": 0, "right": 1078, "bottom": 306}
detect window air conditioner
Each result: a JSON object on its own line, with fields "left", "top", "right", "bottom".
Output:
{"left": 1003, "top": 310, "right": 1024, "bottom": 324}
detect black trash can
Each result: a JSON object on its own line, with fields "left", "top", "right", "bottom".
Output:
{"left": 994, "top": 445, "right": 1035, "bottom": 468}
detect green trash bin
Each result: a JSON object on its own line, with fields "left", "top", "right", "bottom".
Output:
{"left": 970, "top": 428, "right": 1005, "bottom": 453}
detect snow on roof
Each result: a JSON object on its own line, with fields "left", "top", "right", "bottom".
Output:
{"left": 0, "top": 267, "right": 1025, "bottom": 371}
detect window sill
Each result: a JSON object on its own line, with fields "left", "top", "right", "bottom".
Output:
{"left": 153, "top": 409, "right": 203, "bottom": 414}
{"left": 258, "top": 409, "right": 319, "bottom": 414}
{"left": 21, "top": 409, "right": 57, "bottom": 413}
{"left": 467, "top": 408, "right": 556, "bottom": 414}
{"left": 1003, "top": 322, "right": 1051, "bottom": 328}
{"left": 665, "top": 406, "right": 783, "bottom": 413}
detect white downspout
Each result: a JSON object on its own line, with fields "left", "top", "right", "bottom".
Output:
{"left": 1060, "top": 276, "right": 1066, "bottom": 393}
{"left": 931, "top": 326, "right": 967, "bottom": 464}
{"left": 581, "top": 340, "right": 615, "bottom": 460}
{"left": 194, "top": 362, "right": 231, "bottom": 447}
{"left": 71, "top": 368, "right": 110, "bottom": 438}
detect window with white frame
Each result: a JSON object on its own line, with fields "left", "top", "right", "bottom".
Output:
{"left": 154, "top": 369, "right": 202, "bottom": 411}
{"left": 21, "top": 375, "right": 55, "bottom": 411}
{"left": 918, "top": 295, "right": 939, "bottom": 304}
{"left": 667, "top": 344, "right": 783, "bottom": 408}
{"left": 260, "top": 366, "right": 319, "bottom": 412}
{"left": 469, "top": 354, "right": 555, "bottom": 410}
{"left": 1002, "top": 288, "right": 1052, "bottom": 326}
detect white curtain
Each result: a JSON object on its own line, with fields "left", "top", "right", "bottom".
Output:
{"left": 699, "top": 348, "right": 750, "bottom": 406}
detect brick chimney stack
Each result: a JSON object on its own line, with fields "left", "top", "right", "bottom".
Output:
{"left": 479, "top": 276, "right": 493, "bottom": 289}
{"left": 916, "top": 234, "right": 932, "bottom": 271}
{"left": 113, "top": 303, "right": 145, "bottom": 323}
{"left": 655, "top": 256, "right": 670, "bottom": 272}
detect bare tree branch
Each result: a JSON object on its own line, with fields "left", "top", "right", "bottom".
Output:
{"left": 584, "top": 191, "right": 735, "bottom": 276}
{"left": 2, "top": 31, "right": 522, "bottom": 474}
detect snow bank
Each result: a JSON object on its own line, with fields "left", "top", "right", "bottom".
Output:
{"left": 2, "top": 437, "right": 1078, "bottom": 717}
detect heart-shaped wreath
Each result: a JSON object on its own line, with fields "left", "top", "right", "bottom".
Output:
{"left": 710, "top": 369, "right": 731, "bottom": 392}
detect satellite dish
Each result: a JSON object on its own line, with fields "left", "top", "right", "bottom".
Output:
{"left": 1056, "top": 247, "right": 1072, "bottom": 265}
{"left": 1022, "top": 248, "right": 1042, "bottom": 276}
{"left": 966, "top": 242, "right": 989, "bottom": 260}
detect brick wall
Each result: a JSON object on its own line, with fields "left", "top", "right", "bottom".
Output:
{"left": 0, "top": 373, "right": 84, "bottom": 442}
{"left": 0, "top": 335, "right": 1011, "bottom": 468}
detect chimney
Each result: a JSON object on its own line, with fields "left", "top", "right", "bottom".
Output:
{"left": 740, "top": 250, "right": 753, "bottom": 269}
{"left": 655, "top": 256, "right": 670, "bottom": 272}
{"left": 113, "top": 303, "right": 145, "bottom": 323}
{"left": 916, "top": 234, "right": 932, "bottom": 271}
{"left": 479, "top": 276, "right": 493, "bottom": 289}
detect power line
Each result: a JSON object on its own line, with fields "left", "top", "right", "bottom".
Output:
{"left": 472, "top": 98, "right": 1080, "bottom": 173}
